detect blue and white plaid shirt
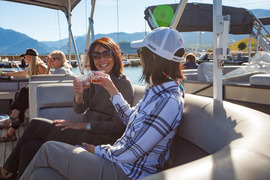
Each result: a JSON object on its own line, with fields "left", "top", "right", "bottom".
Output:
{"left": 95, "top": 81, "right": 184, "bottom": 179}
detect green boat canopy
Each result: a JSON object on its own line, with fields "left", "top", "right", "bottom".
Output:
{"left": 144, "top": 3, "right": 256, "bottom": 35}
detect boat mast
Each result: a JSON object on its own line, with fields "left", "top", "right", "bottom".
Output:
{"left": 67, "top": 0, "right": 82, "bottom": 72}
{"left": 212, "top": 0, "right": 230, "bottom": 101}
{"left": 81, "top": 0, "right": 96, "bottom": 74}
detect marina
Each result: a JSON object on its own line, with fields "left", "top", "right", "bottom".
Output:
{"left": 0, "top": 0, "right": 270, "bottom": 179}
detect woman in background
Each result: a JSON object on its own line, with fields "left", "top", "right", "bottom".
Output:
{"left": 0, "top": 48, "right": 47, "bottom": 142}
{"left": 45, "top": 50, "right": 73, "bottom": 74}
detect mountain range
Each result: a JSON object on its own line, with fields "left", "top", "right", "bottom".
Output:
{"left": 0, "top": 9, "right": 270, "bottom": 55}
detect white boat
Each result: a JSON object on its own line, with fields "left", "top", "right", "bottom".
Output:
{"left": 0, "top": 1, "right": 270, "bottom": 180}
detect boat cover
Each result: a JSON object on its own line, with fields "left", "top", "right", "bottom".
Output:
{"left": 2, "top": 0, "right": 81, "bottom": 15}
{"left": 144, "top": 3, "right": 255, "bottom": 35}
{"left": 258, "top": 17, "right": 270, "bottom": 26}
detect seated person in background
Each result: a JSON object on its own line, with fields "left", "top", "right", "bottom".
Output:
{"left": 0, "top": 37, "right": 134, "bottom": 179}
{"left": 0, "top": 48, "right": 47, "bottom": 142}
{"left": 0, "top": 50, "right": 73, "bottom": 143}
{"left": 184, "top": 53, "right": 198, "bottom": 69}
{"left": 21, "top": 27, "right": 185, "bottom": 180}
{"left": 45, "top": 50, "right": 73, "bottom": 74}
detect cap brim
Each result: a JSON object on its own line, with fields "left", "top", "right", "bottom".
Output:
{"left": 19, "top": 54, "right": 26, "bottom": 57}
{"left": 130, "top": 39, "right": 145, "bottom": 49}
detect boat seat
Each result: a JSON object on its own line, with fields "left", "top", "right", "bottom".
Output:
{"left": 29, "top": 74, "right": 76, "bottom": 120}
{"left": 32, "top": 83, "right": 145, "bottom": 122}
{"left": 197, "top": 62, "right": 214, "bottom": 82}
{"left": 250, "top": 74, "right": 270, "bottom": 86}
{"left": 35, "top": 83, "right": 83, "bottom": 122}
{"left": 143, "top": 94, "right": 270, "bottom": 180}
{"left": 223, "top": 72, "right": 265, "bottom": 82}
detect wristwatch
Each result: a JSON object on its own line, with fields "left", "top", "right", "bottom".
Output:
{"left": 86, "top": 122, "right": 91, "bottom": 130}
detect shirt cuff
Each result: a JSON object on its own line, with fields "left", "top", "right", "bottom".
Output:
{"left": 95, "top": 145, "right": 101, "bottom": 156}
{"left": 110, "top": 92, "right": 122, "bottom": 104}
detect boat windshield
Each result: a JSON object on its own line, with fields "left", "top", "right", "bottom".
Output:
{"left": 223, "top": 52, "right": 270, "bottom": 79}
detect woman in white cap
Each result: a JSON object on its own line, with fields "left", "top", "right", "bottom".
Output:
{"left": 20, "top": 27, "right": 186, "bottom": 180}
{"left": 0, "top": 48, "right": 47, "bottom": 142}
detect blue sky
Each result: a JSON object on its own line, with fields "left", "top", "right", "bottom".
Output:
{"left": 0, "top": 0, "right": 269, "bottom": 41}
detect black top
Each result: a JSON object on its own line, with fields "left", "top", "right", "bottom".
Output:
{"left": 73, "top": 73, "right": 134, "bottom": 136}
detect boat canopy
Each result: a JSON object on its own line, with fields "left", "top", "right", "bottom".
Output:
{"left": 259, "top": 17, "right": 270, "bottom": 26}
{"left": 144, "top": 3, "right": 255, "bottom": 35}
{"left": 2, "top": 0, "right": 81, "bottom": 15}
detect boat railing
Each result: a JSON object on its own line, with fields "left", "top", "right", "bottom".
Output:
{"left": 249, "top": 11, "right": 270, "bottom": 52}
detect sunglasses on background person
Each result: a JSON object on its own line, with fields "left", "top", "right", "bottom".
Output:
{"left": 50, "top": 58, "right": 60, "bottom": 62}
{"left": 91, "top": 49, "right": 113, "bottom": 60}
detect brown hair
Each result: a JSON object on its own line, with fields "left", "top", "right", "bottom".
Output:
{"left": 140, "top": 47, "right": 185, "bottom": 85}
{"left": 88, "top": 37, "right": 123, "bottom": 77}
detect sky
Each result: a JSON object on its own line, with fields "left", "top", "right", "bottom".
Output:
{"left": 0, "top": 0, "right": 270, "bottom": 42}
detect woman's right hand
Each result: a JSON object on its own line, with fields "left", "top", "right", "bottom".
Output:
{"left": 73, "top": 78, "right": 84, "bottom": 94}
{"left": 46, "top": 57, "right": 52, "bottom": 67}
{"left": 92, "top": 74, "right": 119, "bottom": 97}
{"left": 73, "top": 78, "right": 84, "bottom": 104}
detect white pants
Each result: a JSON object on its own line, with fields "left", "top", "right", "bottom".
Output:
{"left": 20, "top": 141, "right": 130, "bottom": 180}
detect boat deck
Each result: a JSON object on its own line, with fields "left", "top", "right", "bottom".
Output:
{"left": 0, "top": 124, "right": 26, "bottom": 166}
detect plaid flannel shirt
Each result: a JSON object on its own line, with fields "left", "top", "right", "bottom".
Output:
{"left": 95, "top": 81, "right": 184, "bottom": 179}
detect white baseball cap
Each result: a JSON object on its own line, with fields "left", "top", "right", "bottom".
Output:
{"left": 130, "top": 27, "right": 185, "bottom": 62}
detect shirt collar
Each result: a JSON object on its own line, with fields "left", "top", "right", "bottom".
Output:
{"left": 145, "top": 81, "right": 179, "bottom": 95}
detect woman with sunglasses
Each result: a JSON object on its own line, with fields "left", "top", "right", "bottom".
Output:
{"left": 20, "top": 27, "right": 185, "bottom": 180}
{"left": 45, "top": 50, "right": 73, "bottom": 74}
{"left": 0, "top": 37, "right": 134, "bottom": 179}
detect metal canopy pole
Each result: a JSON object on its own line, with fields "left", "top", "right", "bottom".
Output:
{"left": 213, "top": 0, "right": 230, "bottom": 101}
{"left": 67, "top": 0, "right": 82, "bottom": 72}
{"left": 81, "top": 0, "right": 96, "bottom": 74}
{"left": 68, "top": 0, "right": 72, "bottom": 65}
{"left": 170, "top": 0, "right": 188, "bottom": 29}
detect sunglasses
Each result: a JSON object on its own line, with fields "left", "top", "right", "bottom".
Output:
{"left": 50, "top": 58, "right": 59, "bottom": 62}
{"left": 137, "top": 49, "right": 142, "bottom": 58}
{"left": 91, "top": 49, "right": 113, "bottom": 60}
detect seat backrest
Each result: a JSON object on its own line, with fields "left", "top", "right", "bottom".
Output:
{"left": 29, "top": 74, "right": 76, "bottom": 120}
{"left": 197, "top": 62, "right": 214, "bottom": 82}
{"left": 35, "top": 83, "right": 83, "bottom": 122}
{"left": 132, "top": 85, "right": 145, "bottom": 107}
{"left": 250, "top": 74, "right": 270, "bottom": 86}
{"left": 31, "top": 83, "right": 146, "bottom": 122}
{"left": 147, "top": 94, "right": 270, "bottom": 180}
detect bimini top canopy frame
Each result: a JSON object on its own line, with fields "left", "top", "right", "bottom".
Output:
{"left": 3, "top": 0, "right": 83, "bottom": 72}
{"left": 145, "top": 2, "right": 255, "bottom": 35}
{"left": 2, "top": 0, "right": 81, "bottom": 16}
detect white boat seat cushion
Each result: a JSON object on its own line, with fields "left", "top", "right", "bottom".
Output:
{"left": 197, "top": 62, "right": 214, "bottom": 82}
{"left": 250, "top": 74, "right": 270, "bottom": 86}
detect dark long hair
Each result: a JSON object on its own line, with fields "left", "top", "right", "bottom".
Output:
{"left": 140, "top": 47, "right": 185, "bottom": 85}
{"left": 88, "top": 37, "right": 124, "bottom": 77}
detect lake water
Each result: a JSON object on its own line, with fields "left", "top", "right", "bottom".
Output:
{"left": 2, "top": 66, "right": 145, "bottom": 86}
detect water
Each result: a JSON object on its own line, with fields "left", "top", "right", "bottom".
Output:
{"left": 1, "top": 66, "right": 145, "bottom": 86}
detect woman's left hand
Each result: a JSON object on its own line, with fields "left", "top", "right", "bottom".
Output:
{"left": 82, "top": 142, "right": 96, "bottom": 153}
